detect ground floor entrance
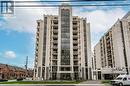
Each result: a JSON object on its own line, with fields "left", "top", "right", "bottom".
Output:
{"left": 60, "top": 73, "right": 71, "bottom": 80}
{"left": 103, "top": 74, "right": 121, "bottom": 80}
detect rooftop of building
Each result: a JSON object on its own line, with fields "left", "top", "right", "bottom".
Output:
{"left": 0, "top": 63, "right": 26, "bottom": 71}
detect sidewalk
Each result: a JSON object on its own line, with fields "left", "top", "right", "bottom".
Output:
{"left": 78, "top": 80, "right": 111, "bottom": 86}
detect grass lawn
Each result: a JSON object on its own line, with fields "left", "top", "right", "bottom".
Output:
{"left": 0, "top": 81, "right": 80, "bottom": 84}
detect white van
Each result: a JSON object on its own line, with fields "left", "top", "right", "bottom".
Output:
{"left": 111, "top": 74, "right": 130, "bottom": 86}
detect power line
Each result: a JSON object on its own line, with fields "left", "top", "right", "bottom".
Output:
{"left": 1, "top": 1, "right": 130, "bottom": 8}
{"left": 11, "top": 4, "right": 130, "bottom": 7}
{"left": 12, "top": 0, "right": 128, "bottom": 3}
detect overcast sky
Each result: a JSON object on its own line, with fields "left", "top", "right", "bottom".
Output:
{"left": 0, "top": 0, "right": 130, "bottom": 68}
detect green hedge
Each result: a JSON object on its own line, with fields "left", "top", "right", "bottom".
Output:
{"left": 101, "top": 80, "right": 111, "bottom": 84}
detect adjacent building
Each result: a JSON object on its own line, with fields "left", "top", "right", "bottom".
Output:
{"left": 0, "top": 63, "right": 33, "bottom": 80}
{"left": 34, "top": 4, "right": 92, "bottom": 80}
{"left": 93, "top": 11, "right": 130, "bottom": 80}
{"left": 92, "top": 43, "right": 102, "bottom": 80}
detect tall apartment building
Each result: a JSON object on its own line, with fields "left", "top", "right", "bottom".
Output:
{"left": 93, "top": 11, "right": 130, "bottom": 80}
{"left": 33, "top": 4, "right": 92, "bottom": 80}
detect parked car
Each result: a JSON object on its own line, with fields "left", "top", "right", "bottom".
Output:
{"left": 111, "top": 74, "right": 130, "bottom": 86}
{"left": 17, "top": 78, "right": 23, "bottom": 81}
{"left": 0, "top": 79, "right": 8, "bottom": 82}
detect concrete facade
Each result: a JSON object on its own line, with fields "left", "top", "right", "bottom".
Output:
{"left": 34, "top": 4, "right": 92, "bottom": 80}
{"left": 93, "top": 11, "right": 130, "bottom": 80}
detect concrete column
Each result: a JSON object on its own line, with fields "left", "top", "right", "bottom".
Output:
{"left": 71, "top": 73, "right": 74, "bottom": 80}
{"left": 44, "top": 67, "right": 46, "bottom": 80}
{"left": 84, "top": 67, "right": 86, "bottom": 80}
{"left": 57, "top": 73, "right": 60, "bottom": 80}
{"left": 96, "top": 71, "right": 98, "bottom": 80}
{"left": 101, "top": 73, "right": 104, "bottom": 80}
{"left": 40, "top": 66, "right": 43, "bottom": 80}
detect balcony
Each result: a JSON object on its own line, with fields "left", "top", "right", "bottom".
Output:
{"left": 73, "top": 46, "right": 78, "bottom": 49}
{"left": 53, "top": 52, "right": 57, "bottom": 55}
{"left": 53, "top": 52, "right": 58, "bottom": 55}
{"left": 73, "top": 27, "right": 78, "bottom": 30}
{"left": 74, "top": 67, "right": 78, "bottom": 71}
{"left": 52, "top": 66, "right": 57, "bottom": 72}
{"left": 73, "top": 19, "right": 78, "bottom": 22}
{"left": 53, "top": 35, "right": 58, "bottom": 38}
{"left": 73, "top": 23, "right": 78, "bottom": 27}
{"left": 73, "top": 30, "right": 78, "bottom": 33}
{"left": 108, "top": 57, "right": 112, "bottom": 60}
{"left": 73, "top": 58, "right": 78, "bottom": 61}
{"left": 36, "top": 30, "right": 39, "bottom": 35}
{"left": 52, "top": 61, "right": 57, "bottom": 66}
{"left": 36, "top": 35, "right": 39, "bottom": 40}
{"left": 53, "top": 37, "right": 58, "bottom": 41}
{"left": 53, "top": 56, "right": 57, "bottom": 59}
{"left": 53, "top": 20, "right": 58, "bottom": 24}
{"left": 35, "top": 46, "right": 38, "bottom": 51}
{"left": 73, "top": 55, "right": 78, "bottom": 59}
{"left": 73, "top": 35, "right": 78, "bottom": 39}
{"left": 52, "top": 59, "right": 57, "bottom": 61}
{"left": 53, "top": 24, "right": 58, "bottom": 28}
{"left": 53, "top": 40, "right": 58, "bottom": 44}
{"left": 73, "top": 40, "right": 78, "bottom": 44}
{"left": 53, "top": 46, "right": 58, "bottom": 49}
{"left": 74, "top": 61, "right": 78, "bottom": 66}
{"left": 73, "top": 44, "right": 78, "bottom": 46}
{"left": 35, "top": 58, "right": 38, "bottom": 62}
{"left": 53, "top": 29, "right": 58, "bottom": 33}
{"left": 53, "top": 16, "right": 58, "bottom": 18}
{"left": 73, "top": 52, "right": 78, "bottom": 55}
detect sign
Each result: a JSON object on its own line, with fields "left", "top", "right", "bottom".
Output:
{"left": 1, "top": 1, "right": 14, "bottom": 14}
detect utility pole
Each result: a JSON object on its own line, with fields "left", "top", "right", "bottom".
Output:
{"left": 25, "top": 56, "right": 28, "bottom": 70}
{"left": 25, "top": 56, "right": 28, "bottom": 78}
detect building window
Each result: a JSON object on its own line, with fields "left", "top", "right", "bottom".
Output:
{"left": 61, "top": 9, "right": 70, "bottom": 65}
{"left": 60, "top": 67, "right": 70, "bottom": 71}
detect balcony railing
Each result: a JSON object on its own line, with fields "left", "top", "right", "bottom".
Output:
{"left": 73, "top": 25, "right": 79, "bottom": 28}
{"left": 73, "top": 40, "right": 78, "bottom": 44}
{"left": 73, "top": 46, "right": 78, "bottom": 49}
{"left": 52, "top": 40, "right": 58, "bottom": 44}
{"left": 52, "top": 55, "right": 57, "bottom": 59}
{"left": 73, "top": 35, "right": 78, "bottom": 39}
{"left": 53, "top": 35, "right": 58, "bottom": 38}
{"left": 73, "top": 52, "right": 78, "bottom": 55}
{"left": 73, "top": 30, "right": 78, "bottom": 33}
{"left": 53, "top": 29, "right": 58, "bottom": 33}
{"left": 52, "top": 24, "right": 58, "bottom": 27}
{"left": 52, "top": 62, "right": 57, "bottom": 66}
{"left": 53, "top": 46, "right": 58, "bottom": 49}
{"left": 53, "top": 51, "right": 58, "bottom": 55}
